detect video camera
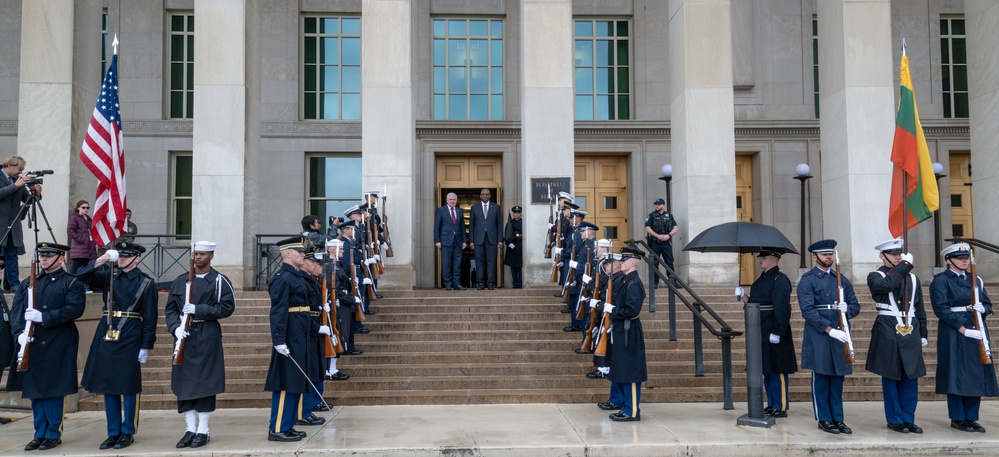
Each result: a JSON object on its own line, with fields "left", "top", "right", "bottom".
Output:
{"left": 24, "top": 169, "right": 53, "bottom": 185}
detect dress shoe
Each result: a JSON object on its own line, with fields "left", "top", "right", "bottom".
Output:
{"left": 951, "top": 419, "right": 976, "bottom": 432}
{"left": 487, "top": 285, "right": 495, "bottom": 290}
{"left": 513, "top": 285, "right": 522, "bottom": 289}
{"left": 609, "top": 412, "right": 640, "bottom": 422}
{"left": 969, "top": 420, "right": 987, "bottom": 433}
{"left": 817, "top": 421, "right": 840, "bottom": 434}
{"left": 587, "top": 370, "right": 607, "bottom": 379}
{"left": 343, "top": 349, "right": 363, "bottom": 355}
{"left": 771, "top": 410, "right": 788, "bottom": 418}
{"left": 574, "top": 348, "right": 590, "bottom": 354}
{"left": 326, "top": 371, "right": 350, "bottom": 380}
{"left": 313, "top": 403, "right": 331, "bottom": 412}
{"left": 176, "top": 431, "right": 196, "bottom": 448}
{"left": 560, "top": 308, "right": 571, "bottom": 314}
{"left": 0, "top": 417, "right": 11, "bottom": 424}
{"left": 364, "top": 310, "right": 377, "bottom": 315}
{"left": 25, "top": 438, "right": 43, "bottom": 451}
{"left": 554, "top": 293, "right": 563, "bottom": 298}
{"left": 833, "top": 421, "right": 852, "bottom": 434}
{"left": 887, "top": 423, "right": 909, "bottom": 433}
{"left": 100, "top": 435, "right": 119, "bottom": 450}
{"left": 763, "top": 406, "right": 774, "bottom": 416}
{"left": 114, "top": 434, "right": 134, "bottom": 449}
{"left": 357, "top": 327, "right": 371, "bottom": 334}
{"left": 904, "top": 422, "right": 923, "bottom": 434}
{"left": 375, "top": 294, "right": 384, "bottom": 299}
{"left": 563, "top": 325, "right": 582, "bottom": 332}
{"left": 289, "top": 428, "right": 307, "bottom": 437}
{"left": 296, "top": 414, "right": 326, "bottom": 426}
{"left": 38, "top": 438, "right": 61, "bottom": 450}
{"left": 268, "top": 430, "right": 303, "bottom": 442}
{"left": 454, "top": 285, "right": 466, "bottom": 290}
{"left": 597, "top": 401, "right": 620, "bottom": 410}
{"left": 190, "top": 433, "right": 210, "bottom": 448}
{"left": 477, "top": 285, "right": 485, "bottom": 290}
{"left": 445, "top": 286, "right": 453, "bottom": 291}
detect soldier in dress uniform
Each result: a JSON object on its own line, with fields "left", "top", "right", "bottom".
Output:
{"left": 930, "top": 242, "right": 998, "bottom": 433}
{"left": 503, "top": 205, "right": 524, "bottom": 288}
{"left": 584, "top": 239, "right": 613, "bottom": 377}
{"left": 644, "top": 197, "right": 678, "bottom": 285}
{"left": 323, "top": 238, "right": 354, "bottom": 383}
{"left": 164, "top": 240, "right": 235, "bottom": 448}
{"left": 866, "top": 238, "right": 927, "bottom": 434}
{"left": 360, "top": 190, "right": 386, "bottom": 300}
{"left": 546, "top": 192, "right": 573, "bottom": 264}
{"left": 603, "top": 246, "right": 648, "bottom": 422}
{"left": 740, "top": 249, "right": 797, "bottom": 418}
{"left": 77, "top": 241, "right": 158, "bottom": 449}
{"left": 554, "top": 202, "right": 577, "bottom": 297}
{"left": 8, "top": 242, "right": 86, "bottom": 451}
{"left": 797, "top": 239, "right": 860, "bottom": 434}
{"left": 337, "top": 219, "right": 364, "bottom": 355}
{"left": 565, "top": 222, "right": 597, "bottom": 332}
{"left": 295, "top": 247, "right": 329, "bottom": 427}
{"left": 345, "top": 205, "right": 377, "bottom": 319}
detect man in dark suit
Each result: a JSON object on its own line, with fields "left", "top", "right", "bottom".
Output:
{"left": 434, "top": 192, "right": 466, "bottom": 290}
{"left": 469, "top": 188, "right": 502, "bottom": 290}
{"left": 0, "top": 156, "right": 42, "bottom": 291}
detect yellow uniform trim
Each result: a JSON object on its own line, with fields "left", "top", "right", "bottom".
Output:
{"left": 288, "top": 306, "right": 311, "bottom": 313}
{"left": 630, "top": 383, "right": 638, "bottom": 418}
{"left": 133, "top": 393, "right": 142, "bottom": 429}
{"left": 779, "top": 374, "right": 788, "bottom": 411}
{"left": 275, "top": 391, "right": 286, "bottom": 433}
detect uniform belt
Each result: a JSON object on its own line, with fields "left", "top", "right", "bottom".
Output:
{"left": 951, "top": 306, "right": 973, "bottom": 313}
{"left": 192, "top": 319, "right": 206, "bottom": 323}
{"left": 102, "top": 311, "right": 141, "bottom": 318}
{"left": 878, "top": 310, "right": 899, "bottom": 317}
{"left": 814, "top": 304, "right": 838, "bottom": 310}
{"left": 875, "top": 303, "right": 893, "bottom": 311}
{"left": 309, "top": 311, "right": 321, "bottom": 317}
{"left": 758, "top": 305, "right": 774, "bottom": 311}
{"left": 288, "top": 306, "right": 311, "bottom": 313}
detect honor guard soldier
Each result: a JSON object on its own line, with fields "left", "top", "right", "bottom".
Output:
{"left": 584, "top": 239, "right": 614, "bottom": 376}
{"left": 603, "top": 247, "right": 648, "bottom": 422}
{"left": 565, "top": 222, "right": 597, "bottom": 332}
{"left": 360, "top": 190, "right": 386, "bottom": 299}
{"left": 644, "top": 197, "right": 678, "bottom": 286}
{"left": 8, "top": 242, "right": 86, "bottom": 451}
{"left": 296, "top": 248, "right": 329, "bottom": 427}
{"left": 554, "top": 202, "right": 577, "bottom": 296}
{"left": 324, "top": 238, "right": 354, "bottom": 382}
{"left": 77, "top": 241, "right": 158, "bottom": 449}
{"left": 337, "top": 219, "right": 365, "bottom": 353}
{"left": 740, "top": 249, "right": 796, "bottom": 418}
{"left": 164, "top": 240, "right": 236, "bottom": 448}
{"left": 866, "top": 238, "right": 927, "bottom": 433}
{"left": 503, "top": 206, "right": 524, "bottom": 288}
{"left": 345, "top": 205, "right": 377, "bottom": 317}
{"left": 797, "top": 239, "right": 860, "bottom": 434}
{"left": 930, "top": 242, "right": 998, "bottom": 433}
{"left": 266, "top": 236, "right": 316, "bottom": 442}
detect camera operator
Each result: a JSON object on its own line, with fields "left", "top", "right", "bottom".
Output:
{"left": 0, "top": 156, "right": 43, "bottom": 291}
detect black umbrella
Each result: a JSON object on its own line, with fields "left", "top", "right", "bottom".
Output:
{"left": 683, "top": 221, "right": 799, "bottom": 255}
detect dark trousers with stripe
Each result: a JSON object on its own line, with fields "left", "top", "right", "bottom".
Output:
{"left": 947, "top": 394, "right": 982, "bottom": 421}
{"left": 764, "top": 373, "right": 790, "bottom": 411}
{"left": 31, "top": 396, "right": 65, "bottom": 440}
{"left": 300, "top": 379, "right": 324, "bottom": 418}
{"left": 811, "top": 372, "right": 844, "bottom": 422}
{"left": 269, "top": 391, "right": 301, "bottom": 433}
{"left": 611, "top": 382, "right": 642, "bottom": 418}
{"left": 882, "top": 375, "right": 918, "bottom": 424}
{"left": 104, "top": 394, "right": 140, "bottom": 436}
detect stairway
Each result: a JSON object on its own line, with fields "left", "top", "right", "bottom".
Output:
{"left": 78, "top": 284, "right": 948, "bottom": 411}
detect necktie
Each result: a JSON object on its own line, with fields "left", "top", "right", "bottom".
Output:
{"left": 484, "top": 203, "right": 489, "bottom": 218}
{"left": 450, "top": 207, "right": 456, "bottom": 224}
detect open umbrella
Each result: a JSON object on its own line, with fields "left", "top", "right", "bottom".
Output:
{"left": 683, "top": 221, "right": 798, "bottom": 255}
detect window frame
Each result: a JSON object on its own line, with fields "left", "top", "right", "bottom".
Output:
{"left": 940, "top": 16, "right": 969, "bottom": 119}
{"left": 167, "top": 12, "right": 195, "bottom": 119}
{"left": 305, "top": 153, "right": 364, "bottom": 226}
{"left": 301, "top": 15, "right": 363, "bottom": 120}
{"left": 432, "top": 17, "right": 505, "bottom": 120}
{"left": 169, "top": 152, "right": 193, "bottom": 239}
{"left": 572, "top": 18, "right": 632, "bottom": 121}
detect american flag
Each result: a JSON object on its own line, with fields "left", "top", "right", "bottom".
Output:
{"left": 79, "top": 53, "right": 126, "bottom": 247}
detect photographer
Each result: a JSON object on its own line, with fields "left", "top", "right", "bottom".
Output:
{"left": 0, "top": 156, "right": 42, "bottom": 291}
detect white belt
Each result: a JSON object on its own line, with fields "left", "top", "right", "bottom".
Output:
{"left": 878, "top": 310, "right": 900, "bottom": 317}
{"left": 875, "top": 303, "right": 893, "bottom": 311}
{"left": 951, "top": 306, "right": 971, "bottom": 313}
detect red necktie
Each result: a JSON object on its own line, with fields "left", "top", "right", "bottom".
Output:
{"left": 451, "top": 207, "right": 456, "bottom": 224}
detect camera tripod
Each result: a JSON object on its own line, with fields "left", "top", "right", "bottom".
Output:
{"left": 0, "top": 188, "right": 58, "bottom": 288}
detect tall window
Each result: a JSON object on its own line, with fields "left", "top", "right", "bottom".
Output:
{"left": 812, "top": 17, "right": 820, "bottom": 119}
{"left": 574, "top": 20, "right": 630, "bottom": 120}
{"left": 170, "top": 153, "right": 193, "bottom": 238}
{"left": 169, "top": 13, "right": 195, "bottom": 119}
{"left": 307, "top": 154, "right": 362, "bottom": 226}
{"left": 302, "top": 16, "right": 361, "bottom": 120}
{"left": 941, "top": 17, "right": 968, "bottom": 118}
{"left": 433, "top": 18, "right": 504, "bottom": 120}
{"left": 102, "top": 11, "right": 108, "bottom": 75}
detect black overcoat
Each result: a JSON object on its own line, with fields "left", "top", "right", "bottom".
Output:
{"left": 264, "top": 263, "right": 314, "bottom": 394}
{"left": 605, "top": 270, "right": 648, "bottom": 384}
{"left": 865, "top": 263, "right": 926, "bottom": 380}
{"left": 931, "top": 269, "right": 999, "bottom": 397}
{"left": 748, "top": 266, "right": 797, "bottom": 375}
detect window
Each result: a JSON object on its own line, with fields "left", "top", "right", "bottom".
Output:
{"left": 307, "top": 154, "right": 363, "bottom": 225}
{"left": 170, "top": 153, "right": 193, "bottom": 238}
{"left": 574, "top": 20, "right": 630, "bottom": 120}
{"left": 102, "top": 11, "right": 108, "bottom": 75}
{"left": 169, "top": 13, "right": 195, "bottom": 119}
{"left": 433, "top": 18, "right": 504, "bottom": 120}
{"left": 812, "top": 17, "right": 820, "bottom": 119}
{"left": 302, "top": 16, "right": 362, "bottom": 120}
{"left": 941, "top": 17, "right": 968, "bottom": 118}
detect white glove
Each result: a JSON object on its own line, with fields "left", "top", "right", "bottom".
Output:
{"left": 17, "top": 332, "right": 32, "bottom": 346}
{"left": 836, "top": 302, "right": 848, "bottom": 313}
{"left": 973, "top": 303, "right": 986, "bottom": 313}
{"left": 921, "top": 338, "right": 928, "bottom": 347}
{"left": 828, "top": 328, "right": 849, "bottom": 343}
{"left": 274, "top": 344, "right": 291, "bottom": 356}
{"left": 24, "top": 308, "right": 42, "bottom": 323}
{"left": 769, "top": 333, "right": 780, "bottom": 344}
{"left": 373, "top": 255, "right": 381, "bottom": 261}
{"left": 552, "top": 247, "right": 561, "bottom": 256}
{"left": 582, "top": 274, "right": 592, "bottom": 284}
{"left": 369, "top": 243, "right": 376, "bottom": 250}
{"left": 900, "top": 252, "right": 913, "bottom": 264}
{"left": 174, "top": 327, "right": 188, "bottom": 340}
{"left": 548, "top": 223, "right": 554, "bottom": 230}
{"left": 508, "top": 243, "right": 515, "bottom": 249}
{"left": 964, "top": 329, "right": 984, "bottom": 340}
{"left": 319, "top": 326, "right": 332, "bottom": 336}
{"left": 589, "top": 299, "right": 599, "bottom": 309}
{"left": 569, "top": 260, "right": 578, "bottom": 269}
{"left": 138, "top": 349, "right": 148, "bottom": 364}
{"left": 330, "top": 335, "right": 339, "bottom": 346}
{"left": 734, "top": 286, "right": 745, "bottom": 297}
{"left": 362, "top": 277, "right": 373, "bottom": 285}
{"left": 182, "top": 303, "right": 196, "bottom": 315}
{"left": 323, "top": 303, "right": 331, "bottom": 313}
{"left": 106, "top": 249, "right": 119, "bottom": 262}
{"left": 365, "top": 258, "right": 376, "bottom": 265}
{"left": 354, "top": 296, "right": 362, "bottom": 304}
{"left": 381, "top": 243, "right": 389, "bottom": 251}
{"left": 603, "top": 302, "right": 615, "bottom": 314}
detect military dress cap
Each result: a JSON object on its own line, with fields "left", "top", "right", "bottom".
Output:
{"left": 620, "top": 246, "right": 645, "bottom": 259}
{"left": 37, "top": 242, "right": 70, "bottom": 255}
{"left": 512, "top": 205, "right": 522, "bottom": 213}
{"left": 654, "top": 198, "right": 666, "bottom": 205}
{"left": 874, "top": 238, "right": 904, "bottom": 254}
{"left": 757, "top": 250, "right": 783, "bottom": 258}
{"left": 115, "top": 241, "right": 146, "bottom": 256}
{"left": 364, "top": 189, "right": 380, "bottom": 196}
{"left": 807, "top": 239, "right": 837, "bottom": 253}
{"left": 305, "top": 249, "right": 324, "bottom": 262}
{"left": 558, "top": 191, "right": 574, "bottom": 201}
{"left": 343, "top": 205, "right": 361, "bottom": 217}
{"left": 577, "top": 222, "right": 599, "bottom": 232}
{"left": 570, "top": 209, "right": 588, "bottom": 218}
{"left": 276, "top": 236, "right": 307, "bottom": 252}
{"left": 563, "top": 202, "right": 579, "bottom": 210}
{"left": 337, "top": 219, "right": 357, "bottom": 230}
{"left": 942, "top": 242, "right": 971, "bottom": 259}
{"left": 596, "top": 238, "right": 612, "bottom": 248}
{"left": 326, "top": 238, "right": 344, "bottom": 248}
{"left": 193, "top": 240, "right": 218, "bottom": 252}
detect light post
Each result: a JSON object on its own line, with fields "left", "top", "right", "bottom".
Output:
{"left": 933, "top": 162, "right": 946, "bottom": 268}
{"left": 658, "top": 164, "right": 673, "bottom": 213}
{"left": 657, "top": 164, "right": 674, "bottom": 335}
{"left": 793, "top": 164, "right": 812, "bottom": 269}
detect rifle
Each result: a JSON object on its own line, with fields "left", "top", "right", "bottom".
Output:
{"left": 969, "top": 248, "right": 992, "bottom": 364}
{"left": 381, "top": 195, "right": 394, "bottom": 257}
{"left": 561, "top": 234, "right": 578, "bottom": 304}
{"left": 321, "top": 275, "right": 342, "bottom": 356}
{"left": 833, "top": 250, "right": 854, "bottom": 365}
{"left": 575, "top": 241, "right": 593, "bottom": 321}
{"left": 103, "top": 261, "right": 119, "bottom": 341}
{"left": 594, "top": 266, "right": 615, "bottom": 357}
{"left": 549, "top": 212, "right": 563, "bottom": 283}
{"left": 360, "top": 218, "right": 381, "bottom": 280}
{"left": 349, "top": 244, "right": 367, "bottom": 323}
{"left": 366, "top": 204, "right": 385, "bottom": 274}
{"left": 580, "top": 257, "right": 605, "bottom": 352}
{"left": 16, "top": 254, "right": 37, "bottom": 372}
{"left": 173, "top": 248, "right": 196, "bottom": 365}
{"left": 544, "top": 185, "right": 554, "bottom": 259}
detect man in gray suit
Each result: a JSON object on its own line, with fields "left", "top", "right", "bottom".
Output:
{"left": 469, "top": 188, "right": 502, "bottom": 290}
{"left": 0, "top": 156, "right": 41, "bottom": 291}
{"left": 434, "top": 193, "right": 466, "bottom": 290}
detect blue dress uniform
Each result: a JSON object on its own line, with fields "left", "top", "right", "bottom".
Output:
{"left": 296, "top": 252, "right": 327, "bottom": 424}
{"left": 337, "top": 220, "right": 364, "bottom": 354}
{"left": 865, "top": 239, "right": 927, "bottom": 433}
{"left": 323, "top": 241, "right": 354, "bottom": 381}
{"left": 644, "top": 198, "right": 677, "bottom": 286}
{"left": 556, "top": 207, "right": 574, "bottom": 289}
{"left": 797, "top": 240, "right": 860, "bottom": 433}
{"left": 7, "top": 242, "right": 86, "bottom": 450}
{"left": 605, "top": 250, "right": 647, "bottom": 421}
{"left": 503, "top": 207, "right": 523, "bottom": 288}
{"left": 930, "top": 243, "right": 998, "bottom": 432}
{"left": 567, "top": 224, "right": 596, "bottom": 331}
{"left": 747, "top": 255, "right": 797, "bottom": 416}
{"left": 77, "top": 242, "right": 158, "bottom": 448}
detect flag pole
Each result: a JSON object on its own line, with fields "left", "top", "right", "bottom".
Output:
{"left": 899, "top": 38, "right": 911, "bottom": 327}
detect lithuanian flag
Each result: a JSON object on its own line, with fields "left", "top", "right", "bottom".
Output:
{"left": 889, "top": 50, "right": 939, "bottom": 237}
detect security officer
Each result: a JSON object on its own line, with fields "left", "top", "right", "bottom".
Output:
{"left": 337, "top": 219, "right": 364, "bottom": 354}
{"left": 296, "top": 247, "right": 330, "bottom": 427}
{"left": 740, "top": 249, "right": 796, "bottom": 418}
{"left": 603, "top": 246, "right": 648, "bottom": 422}
{"left": 644, "top": 198, "right": 678, "bottom": 287}
{"left": 930, "top": 242, "right": 998, "bottom": 433}
{"left": 323, "top": 238, "right": 354, "bottom": 383}
{"left": 165, "top": 240, "right": 236, "bottom": 449}
{"left": 77, "top": 241, "right": 158, "bottom": 449}
{"left": 8, "top": 242, "right": 86, "bottom": 451}
{"left": 503, "top": 205, "right": 524, "bottom": 288}
{"left": 797, "top": 239, "right": 860, "bottom": 434}
{"left": 565, "top": 222, "right": 597, "bottom": 332}
{"left": 866, "top": 238, "right": 927, "bottom": 433}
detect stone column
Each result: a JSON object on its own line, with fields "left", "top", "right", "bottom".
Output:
{"left": 816, "top": 0, "right": 895, "bottom": 282}
{"left": 966, "top": 0, "right": 999, "bottom": 279}
{"left": 668, "top": 0, "right": 738, "bottom": 283}
{"left": 192, "top": 0, "right": 258, "bottom": 288}
{"left": 520, "top": 0, "right": 574, "bottom": 284}
{"left": 362, "top": 0, "right": 414, "bottom": 288}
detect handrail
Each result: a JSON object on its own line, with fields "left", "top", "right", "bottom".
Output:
{"left": 254, "top": 233, "right": 301, "bottom": 290}
{"left": 947, "top": 237, "right": 999, "bottom": 256}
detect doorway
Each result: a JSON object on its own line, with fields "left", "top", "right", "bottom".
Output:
{"left": 949, "top": 152, "right": 974, "bottom": 238}
{"left": 574, "top": 157, "right": 628, "bottom": 244}
{"left": 735, "top": 155, "right": 755, "bottom": 285}
{"left": 435, "top": 157, "right": 503, "bottom": 288}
